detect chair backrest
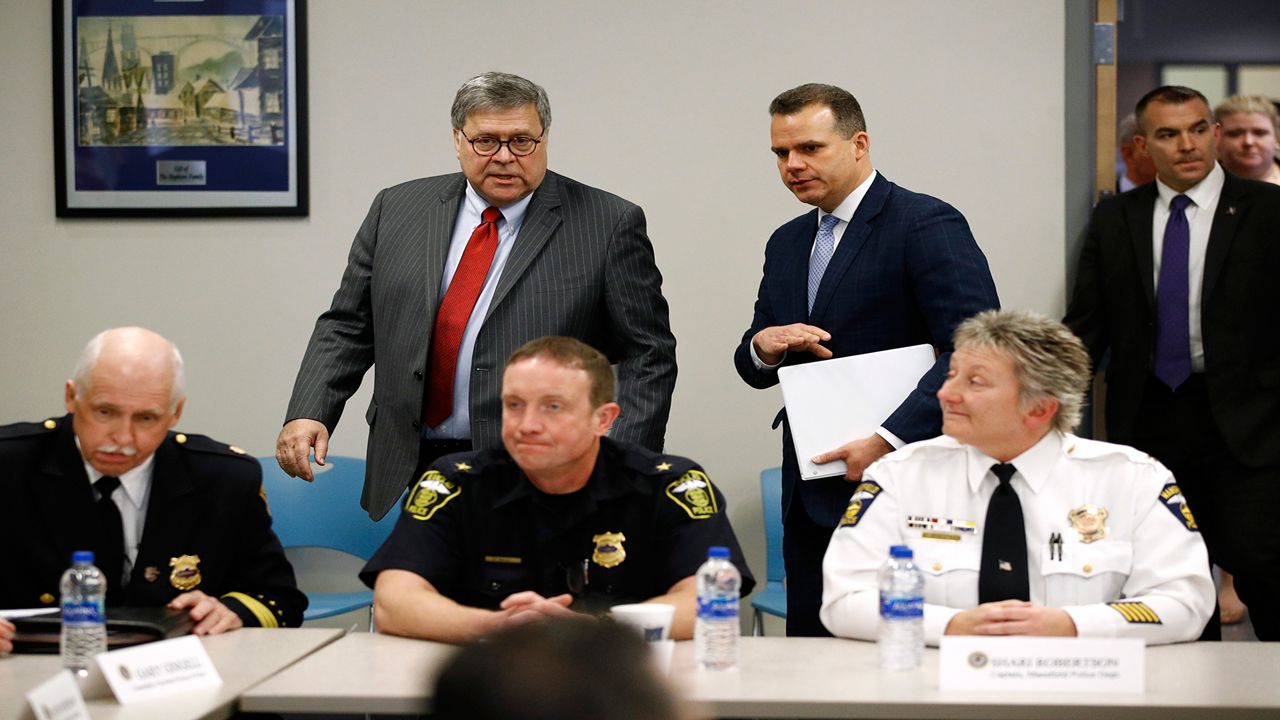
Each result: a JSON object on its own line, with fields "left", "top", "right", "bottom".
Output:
{"left": 258, "top": 456, "right": 397, "bottom": 560}
{"left": 760, "top": 467, "right": 784, "bottom": 584}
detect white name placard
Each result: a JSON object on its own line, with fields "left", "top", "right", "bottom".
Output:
{"left": 939, "top": 636, "right": 1144, "bottom": 694}
{"left": 96, "top": 635, "right": 222, "bottom": 704}
{"left": 26, "top": 670, "right": 91, "bottom": 720}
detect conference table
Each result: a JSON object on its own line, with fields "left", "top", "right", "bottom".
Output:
{"left": 239, "top": 634, "right": 1280, "bottom": 718}
{"left": 1, "top": 627, "right": 341, "bottom": 720}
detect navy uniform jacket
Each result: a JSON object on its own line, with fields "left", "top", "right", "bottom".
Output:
{"left": 361, "top": 438, "right": 755, "bottom": 613}
{"left": 0, "top": 415, "right": 306, "bottom": 628}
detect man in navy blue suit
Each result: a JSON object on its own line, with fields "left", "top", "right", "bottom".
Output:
{"left": 736, "top": 83, "right": 999, "bottom": 636}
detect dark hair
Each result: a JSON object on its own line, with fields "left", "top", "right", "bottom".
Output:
{"left": 1135, "top": 85, "right": 1210, "bottom": 134}
{"left": 432, "top": 620, "right": 682, "bottom": 720}
{"left": 769, "top": 83, "right": 867, "bottom": 137}
{"left": 505, "top": 336, "right": 614, "bottom": 408}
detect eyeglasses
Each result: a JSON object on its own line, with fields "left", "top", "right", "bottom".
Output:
{"left": 460, "top": 129, "right": 544, "bottom": 157}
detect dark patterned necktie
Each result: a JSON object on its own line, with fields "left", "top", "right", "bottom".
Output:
{"left": 978, "top": 463, "right": 1030, "bottom": 603}
{"left": 1154, "top": 194, "right": 1193, "bottom": 389}
{"left": 93, "top": 475, "right": 126, "bottom": 591}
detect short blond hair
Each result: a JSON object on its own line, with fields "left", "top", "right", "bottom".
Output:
{"left": 1215, "top": 94, "right": 1279, "bottom": 132}
{"left": 953, "top": 310, "right": 1091, "bottom": 433}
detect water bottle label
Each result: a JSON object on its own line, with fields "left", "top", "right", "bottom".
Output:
{"left": 880, "top": 595, "right": 923, "bottom": 619}
{"left": 62, "top": 600, "right": 105, "bottom": 625}
{"left": 697, "top": 595, "right": 739, "bottom": 620}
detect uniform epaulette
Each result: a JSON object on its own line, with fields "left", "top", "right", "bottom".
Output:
{"left": 429, "top": 448, "right": 499, "bottom": 483}
{"left": 1060, "top": 435, "right": 1163, "bottom": 467}
{"left": 615, "top": 446, "right": 698, "bottom": 479}
{"left": 0, "top": 418, "right": 63, "bottom": 441}
{"left": 170, "top": 432, "right": 255, "bottom": 463}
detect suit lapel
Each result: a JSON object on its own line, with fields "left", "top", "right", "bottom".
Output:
{"left": 789, "top": 211, "right": 817, "bottom": 322}
{"left": 131, "top": 436, "right": 200, "bottom": 592}
{"left": 810, "top": 173, "right": 888, "bottom": 323}
{"left": 422, "top": 176, "right": 467, "bottom": 317}
{"left": 1202, "top": 173, "right": 1246, "bottom": 305}
{"left": 485, "top": 172, "right": 563, "bottom": 318}
{"left": 1124, "top": 185, "right": 1158, "bottom": 310}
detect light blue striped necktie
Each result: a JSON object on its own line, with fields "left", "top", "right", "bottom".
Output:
{"left": 808, "top": 213, "right": 841, "bottom": 313}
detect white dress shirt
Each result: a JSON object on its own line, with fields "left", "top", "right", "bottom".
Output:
{"left": 422, "top": 182, "right": 533, "bottom": 440}
{"left": 820, "top": 431, "right": 1214, "bottom": 645}
{"left": 79, "top": 444, "right": 156, "bottom": 586}
{"left": 1152, "top": 163, "right": 1224, "bottom": 373}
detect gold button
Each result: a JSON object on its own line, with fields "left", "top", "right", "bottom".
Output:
{"left": 229, "top": 445, "right": 246, "bottom": 455}
{"left": 175, "top": 433, "right": 188, "bottom": 444}
{"left": 932, "top": 562, "right": 943, "bottom": 572}
{"left": 40, "top": 593, "right": 55, "bottom": 604}
{"left": 43, "top": 419, "right": 57, "bottom": 429}
{"left": 1083, "top": 564, "right": 1093, "bottom": 574}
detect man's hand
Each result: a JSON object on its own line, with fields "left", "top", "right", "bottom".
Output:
{"left": 494, "top": 591, "right": 579, "bottom": 630}
{"left": 275, "top": 419, "right": 330, "bottom": 481}
{"left": 0, "top": 617, "right": 14, "bottom": 654}
{"left": 945, "top": 600, "right": 1078, "bottom": 637}
{"left": 752, "top": 324, "right": 833, "bottom": 366}
{"left": 168, "top": 591, "right": 245, "bottom": 636}
{"left": 812, "top": 434, "right": 893, "bottom": 481}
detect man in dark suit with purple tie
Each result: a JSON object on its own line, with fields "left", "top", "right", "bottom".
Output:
{"left": 1065, "top": 85, "right": 1280, "bottom": 641}
{"left": 735, "top": 83, "right": 999, "bottom": 636}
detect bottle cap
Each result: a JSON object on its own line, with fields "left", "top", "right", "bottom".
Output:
{"left": 707, "top": 546, "right": 730, "bottom": 559}
{"left": 72, "top": 550, "right": 95, "bottom": 564}
{"left": 889, "top": 545, "right": 913, "bottom": 559}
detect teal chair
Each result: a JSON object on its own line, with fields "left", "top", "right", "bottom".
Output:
{"left": 258, "top": 456, "right": 398, "bottom": 626}
{"left": 751, "top": 467, "right": 787, "bottom": 635}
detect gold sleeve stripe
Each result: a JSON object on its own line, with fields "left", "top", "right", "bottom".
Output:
{"left": 223, "top": 592, "right": 279, "bottom": 628}
{"left": 1108, "top": 601, "right": 1161, "bottom": 624}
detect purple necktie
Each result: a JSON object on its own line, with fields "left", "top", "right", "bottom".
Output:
{"left": 1154, "top": 194, "right": 1192, "bottom": 390}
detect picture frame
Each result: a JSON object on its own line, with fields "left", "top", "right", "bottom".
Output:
{"left": 53, "top": 0, "right": 308, "bottom": 217}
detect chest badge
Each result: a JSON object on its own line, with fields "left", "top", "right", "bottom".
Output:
{"left": 169, "top": 554, "right": 202, "bottom": 591}
{"left": 1068, "top": 505, "right": 1109, "bottom": 543}
{"left": 592, "top": 532, "right": 627, "bottom": 568}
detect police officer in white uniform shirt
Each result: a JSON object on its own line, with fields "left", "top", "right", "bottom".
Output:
{"left": 820, "top": 310, "right": 1214, "bottom": 645}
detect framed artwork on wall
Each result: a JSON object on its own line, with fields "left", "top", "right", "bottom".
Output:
{"left": 53, "top": 0, "right": 308, "bottom": 217}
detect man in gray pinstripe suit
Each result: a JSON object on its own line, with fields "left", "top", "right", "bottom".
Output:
{"left": 276, "top": 72, "right": 677, "bottom": 520}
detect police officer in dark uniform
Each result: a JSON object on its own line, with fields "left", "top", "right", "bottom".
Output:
{"left": 0, "top": 328, "right": 305, "bottom": 634}
{"left": 363, "top": 337, "right": 754, "bottom": 643}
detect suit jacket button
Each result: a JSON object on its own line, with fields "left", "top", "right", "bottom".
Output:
{"left": 411, "top": 420, "right": 421, "bottom": 430}
{"left": 413, "top": 369, "right": 424, "bottom": 381}
{"left": 491, "top": 581, "right": 502, "bottom": 592}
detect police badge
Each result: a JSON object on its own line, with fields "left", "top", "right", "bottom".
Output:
{"left": 1067, "top": 505, "right": 1109, "bottom": 543}
{"left": 592, "top": 532, "right": 626, "bottom": 568}
{"left": 169, "top": 554, "right": 202, "bottom": 591}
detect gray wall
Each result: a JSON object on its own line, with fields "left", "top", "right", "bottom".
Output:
{"left": 0, "top": 1, "right": 1068, "bottom": 611}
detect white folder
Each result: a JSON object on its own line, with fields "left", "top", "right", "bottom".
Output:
{"left": 778, "top": 344, "right": 936, "bottom": 480}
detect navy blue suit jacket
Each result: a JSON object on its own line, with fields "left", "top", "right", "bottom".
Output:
{"left": 735, "top": 173, "right": 999, "bottom": 528}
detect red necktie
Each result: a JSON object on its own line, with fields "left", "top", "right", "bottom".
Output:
{"left": 424, "top": 207, "right": 502, "bottom": 428}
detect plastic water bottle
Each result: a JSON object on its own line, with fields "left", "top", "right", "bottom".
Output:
{"left": 695, "top": 546, "right": 741, "bottom": 670}
{"left": 60, "top": 550, "right": 107, "bottom": 674}
{"left": 878, "top": 545, "right": 924, "bottom": 671}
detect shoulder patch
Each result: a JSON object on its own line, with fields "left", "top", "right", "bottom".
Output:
{"left": 1108, "top": 601, "right": 1162, "bottom": 624}
{"left": 664, "top": 470, "right": 719, "bottom": 519}
{"left": 1158, "top": 482, "right": 1198, "bottom": 532}
{"left": 838, "top": 481, "right": 883, "bottom": 528}
{"left": 405, "top": 470, "right": 461, "bottom": 521}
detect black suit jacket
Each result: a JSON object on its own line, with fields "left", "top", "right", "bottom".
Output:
{"left": 0, "top": 416, "right": 306, "bottom": 628}
{"left": 286, "top": 171, "right": 677, "bottom": 519}
{"left": 1065, "top": 172, "right": 1280, "bottom": 467}
{"left": 735, "top": 174, "right": 999, "bottom": 527}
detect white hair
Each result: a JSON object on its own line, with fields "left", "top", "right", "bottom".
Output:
{"left": 72, "top": 328, "right": 186, "bottom": 411}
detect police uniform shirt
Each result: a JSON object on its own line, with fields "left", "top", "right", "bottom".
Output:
{"left": 820, "top": 431, "right": 1214, "bottom": 645}
{"left": 361, "top": 437, "right": 755, "bottom": 612}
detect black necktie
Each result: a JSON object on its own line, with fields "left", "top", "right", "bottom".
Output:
{"left": 93, "top": 476, "right": 126, "bottom": 593}
{"left": 978, "top": 463, "right": 1030, "bottom": 603}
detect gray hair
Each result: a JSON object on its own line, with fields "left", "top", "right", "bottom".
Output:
{"left": 73, "top": 328, "right": 186, "bottom": 411}
{"left": 451, "top": 72, "right": 551, "bottom": 132}
{"left": 769, "top": 83, "right": 867, "bottom": 138}
{"left": 952, "top": 310, "right": 1091, "bottom": 434}
{"left": 1117, "top": 113, "right": 1140, "bottom": 147}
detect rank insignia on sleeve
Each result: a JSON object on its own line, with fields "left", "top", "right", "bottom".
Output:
{"left": 1068, "top": 504, "right": 1109, "bottom": 543}
{"left": 1159, "top": 483, "right": 1198, "bottom": 531}
{"left": 1108, "top": 601, "right": 1162, "bottom": 624}
{"left": 838, "top": 481, "right": 883, "bottom": 528}
{"left": 405, "top": 470, "right": 460, "bottom": 521}
{"left": 665, "top": 470, "right": 719, "bottom": 519}
{"left": 169, "top": 554, "right": 202, "bottom": 591}
{"left": 592, "top": 532, "right": 627, "bottom": 568}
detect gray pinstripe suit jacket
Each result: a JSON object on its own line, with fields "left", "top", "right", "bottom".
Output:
{"left": 285, "top": 171, "right": 677, "bottom": 519}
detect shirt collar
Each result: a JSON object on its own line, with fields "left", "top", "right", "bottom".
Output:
{"left": 819, "top": 169, "right": 878, "bottom": 225}
{"left": 463, "top": 180, "right": 534, "bottom": 233}
{"left": 1156, "top": 162, "right": 1224, "bottom": 210}
{"left": 75, "top": 435, "right": 156, "bottom": 506}
{"left": 963, "top": 430, "right": 1062, "bottom": 496}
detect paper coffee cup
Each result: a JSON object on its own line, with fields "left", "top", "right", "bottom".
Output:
{"left": 610, "top": 603, "right": 675, "bottom": 642}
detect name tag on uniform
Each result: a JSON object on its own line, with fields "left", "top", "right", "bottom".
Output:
{"left": 939, "top": 636, "right": 1144, "bottom": 694}
{"left": 98, "top": 635, "right": 222, "bottom": 704}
